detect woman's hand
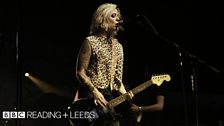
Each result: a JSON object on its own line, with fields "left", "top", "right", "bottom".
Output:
{"left": 92, "top": 88, "right": 108, "bottom": 110}
{"left": 127, "top": 91, "right": 134, "bottom": 100}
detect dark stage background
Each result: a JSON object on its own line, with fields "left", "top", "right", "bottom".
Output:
{"left": 1, "top": 0, "right": 224, "bottom": 126}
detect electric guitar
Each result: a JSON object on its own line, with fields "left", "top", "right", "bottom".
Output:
{"left": 67, "top": 74, "right": 171, "bottom": 126}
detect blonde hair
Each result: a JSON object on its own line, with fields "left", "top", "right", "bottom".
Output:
{"left": 89, "top": 3, "right": 122, "bottom": 36}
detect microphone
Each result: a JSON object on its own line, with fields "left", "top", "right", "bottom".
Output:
{"left": 135, "top": 14, "right": 159, "bottom": 35}
{"left": 118, "top": 19, "right": 124, "bottom": 25}
{"left": 117, "top": 19, "right": 125, "bottom": 31}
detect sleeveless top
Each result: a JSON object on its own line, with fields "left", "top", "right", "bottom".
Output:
{"left": 86, "top": 35, "right": 124, "bottom": 91}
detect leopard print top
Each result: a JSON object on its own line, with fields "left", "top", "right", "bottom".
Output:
{"left": 86, "top": 35, "right": 124, "bottom": 90}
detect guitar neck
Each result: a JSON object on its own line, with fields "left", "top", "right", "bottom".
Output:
{"left": 108, "top": 80, "right": 153, "bottom": 108}
{"left": 131, "top": 80, "right": 153, "bottom": 95}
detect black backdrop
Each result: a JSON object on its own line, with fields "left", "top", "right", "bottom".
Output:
{"left": 1, "top": 0, "right": 224, "bottom": 126}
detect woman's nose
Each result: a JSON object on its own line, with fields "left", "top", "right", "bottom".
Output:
{"left": 116, "top": 18, "right": 122, "bottom": 23}
{"left": 116, "top": 19, "right": 123, "bottom": 25}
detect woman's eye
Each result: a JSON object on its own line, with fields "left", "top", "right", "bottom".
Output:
{"left": 111, "top": 13, "right": 116, "bottom": 18}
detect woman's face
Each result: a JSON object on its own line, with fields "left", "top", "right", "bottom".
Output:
{"left": 107, "top": 9, "right": 120, "bottom": 31}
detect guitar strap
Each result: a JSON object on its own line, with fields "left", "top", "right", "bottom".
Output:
{"left": 110, "top": 39, "right": 117, "bottom": 91}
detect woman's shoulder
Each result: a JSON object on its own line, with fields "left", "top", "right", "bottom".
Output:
{"left": 85, "top": 35, "right": 103, "bottom": 44}
{"left": 85, "top": 35, "right": 97, "bottom": 41}
{"left": 84, "top": 35, "right": 103, "bottom": 48}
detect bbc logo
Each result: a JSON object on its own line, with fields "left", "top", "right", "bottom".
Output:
{"left": 2, "top": 111, "right": 25, "bottom": 119}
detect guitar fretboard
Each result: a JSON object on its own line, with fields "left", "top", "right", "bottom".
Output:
{"left": 108, "top": 80, "right": 153, "bottom": 108}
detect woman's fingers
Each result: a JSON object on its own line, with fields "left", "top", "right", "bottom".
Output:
{"left": 129, "top": 91, "right": 134, "bottom": 98}
{"left": 94, "top": 95, "right": 108, "bottom": 109}
{"left": 93, "top": 89, "right": 108, "bottom": 108}
{"left": 127, "top": 91, "right": 134, "bottom": 100}
{"left": 94, "top": 98, "right": 108, "bottom": 111}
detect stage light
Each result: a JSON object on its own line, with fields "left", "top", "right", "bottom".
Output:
{"left": 25, "top": 73, "right": 29, "bottom": 77}
{"left": 26, "top": 74, "right": 67, "bottom": 96}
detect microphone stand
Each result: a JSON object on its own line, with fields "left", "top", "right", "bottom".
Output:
{"left": 136, "top": 14, "right": 220, "bottom": 126}
{"left": 191, "top": 61, "right": 199, "bottom": 126}
{"left": 16, "top": 5, "right": 23, "bottom": 123}
{"left": 16, "top": 28, "right": 22, "bottom": 126}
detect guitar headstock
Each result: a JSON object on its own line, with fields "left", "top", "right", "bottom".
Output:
{"left": 151, "top": 74, "right": 171, "bottom": 86}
